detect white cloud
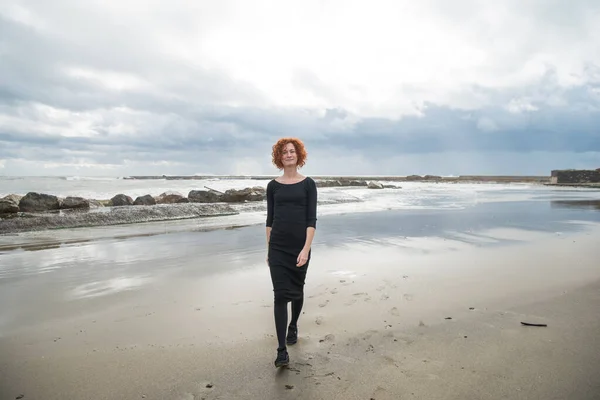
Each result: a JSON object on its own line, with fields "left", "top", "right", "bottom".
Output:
{"left": 506, "top": 98, "right": 539, "bottom": 114}
{"left": 65, "top": 67, "right": 151, "bottom": 92}
{"left": 4, "top": 0, "right": 599, "bottom": 120}
{"left": 1, "top": 0, "right": 600, "bottom": 176}
{"left": 0, "top": 2, "right": 47, "bottom": 31}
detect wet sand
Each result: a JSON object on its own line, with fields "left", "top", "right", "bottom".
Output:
{"left": 1, "top": 205, "right": 600, "bottom": 399}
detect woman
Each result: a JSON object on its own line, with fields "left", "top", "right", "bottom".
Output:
{"left": 266, "top": 137, "right": 318, "bottom": 368}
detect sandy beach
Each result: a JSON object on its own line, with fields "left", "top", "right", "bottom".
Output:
{"left": 1, "top": 199, "right": 600, "bottom": 399}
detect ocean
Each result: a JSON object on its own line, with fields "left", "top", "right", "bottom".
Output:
{"left": 1, "top": 176, "right": 600, "bottom": 234}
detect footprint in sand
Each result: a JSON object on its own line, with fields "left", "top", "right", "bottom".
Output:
{"left": 315, "top": 316, "right": 324, "bottom": 325}
{"left": 319, "top": 334, "right": 335, "bottom": 343}
{"left": 403, "top": 293, "right": 414, "bottom": 301}
{"left": 330, "top": 289, "right": 338, "bottom": 295}
{"left": 390, "top": 307, "right": 400, "bottom": 316}
{"left": 380, "top": 293, "right": 390, "bottom": 301}
{"left": 345, "top": 298, "right": 357, "bottom": 306}
{"left": 352, "top": 292, "right": 371, "bottom": 302}
{"left": 372, "top": 386, "right": 388, "bottom": 398}
{"left": 319, "top": 300, "right": 330, "bottom": 308}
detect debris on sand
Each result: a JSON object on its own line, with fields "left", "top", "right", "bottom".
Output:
{"left": 521, "top": 321, "right": 547, "bottom": 327}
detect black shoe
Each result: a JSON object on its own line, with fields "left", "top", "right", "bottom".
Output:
{"left": 274, "top": 348, "right": 289, "bottom": 368}
{"left": 286, "top": 325, "right": 298, "bottom": 345}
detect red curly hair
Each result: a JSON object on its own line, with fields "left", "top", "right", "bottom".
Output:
{"left": 271, "top": 137, "right": 308, "bottom": 169}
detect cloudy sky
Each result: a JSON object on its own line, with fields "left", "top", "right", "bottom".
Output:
{"left": 1, "top": 0, "right": 599, "bottom": 176}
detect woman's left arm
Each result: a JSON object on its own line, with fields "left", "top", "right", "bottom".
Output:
{"left": 298, "top": 178, "right": 317, "bottom": 266}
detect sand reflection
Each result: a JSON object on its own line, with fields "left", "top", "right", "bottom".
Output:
{"left": 69, "top": 276, "right": 151, "bottom": 299}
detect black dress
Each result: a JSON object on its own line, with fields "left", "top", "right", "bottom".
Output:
{"left": 266, "top": 177, "right": 318, "bottom": 302}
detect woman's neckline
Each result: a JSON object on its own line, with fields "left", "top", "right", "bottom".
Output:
{"left": 274, "top": 177, "right": 308, "bottom": 185}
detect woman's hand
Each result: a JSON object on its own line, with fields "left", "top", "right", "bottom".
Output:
{"left": 297, "top": 248, "right": 310, "bottom": 267}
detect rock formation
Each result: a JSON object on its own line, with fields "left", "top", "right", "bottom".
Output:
{"left": 155, "top": 192, "right": 186, "bottom": 204}
{"left": 133, "top": 194, "right": 156, "bottom": 206}
{"left": 19, "top": 192, "right": 61, "bottom": 212}
{"left": 61, "top": 197, "right": 90, "bottom": 210}
{"left": 0, "top": 196, "right": 20, "bottom": 214}
{"left": 111, "top": 194, "right": 134, "bottom": 206}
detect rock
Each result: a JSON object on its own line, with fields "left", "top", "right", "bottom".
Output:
{"left": 221, "top": 187, "right": 266, "bottom": 202}
{"left": 0, "top": 198, "right": 20, "bottom": 214}
{"left": 316, "top": 180, "right": 342, "bottom": 188}
{"left": 61, "top": 196, "right": 90, "bottom": 210}
{"left": 111, "top": 194, "right": 133, "bottom": 206}
{"left": 2, "top": 194, "right": 23, "bottom": 203}
{"left": 188, "top": 190, "right": 222, "bottom": 203}
{"left": 175, "top": 197, "right": 190, "bottom": 203}
{"left": 368, "top": 181, "right": 384, "bottom": 189}
{"left": 88, "top": 199, "right": 104, "bottom": 208}
{"left": 133, "top": 194, "right": 156, "bottom": 206}
{"left": 383, "top": 184, "right": 400, "bottom": 189}
{"left": 340, "top": 179, "right": 368, "bottom": 187}
{"left": 316, "top": 179, "right": 369, "bottom": 187}
{"left": 155, "top": 191, "right": 185, "bottom": 204}
{"left": 405, "top": 175, "right": 422, "bottom": 181}
{"left": 19, "top": 192, "right": 60, "bottom": 212}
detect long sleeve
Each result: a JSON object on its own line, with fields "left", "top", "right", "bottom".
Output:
{"left": 266, "top": 180, "right": 274, "bottom": 227}
{"left": 306, "top": 177, "right": 317, "bottom": 228}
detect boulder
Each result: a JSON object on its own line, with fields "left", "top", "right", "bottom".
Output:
{"left": 61, "top": 196, "right": 90, "bottom": 210}
{"left": 3, "top": 194, "right": 23, "bottom": 204}
{"left": 88, "top": 199, "right": 105, "bottom": 208}
{"left": 188, "top": 190, "right": 222, "bottom": 203}
{"left": 0, "top": 199, "right": 20, "bottom": 214}
{"left": 19, "top": 192, "right": 61, "bottom": 212}
{"left": 316, "top": 180, "right": 342, "bottom": 188}
{"left": 133, "top": 194, "right": 156, "bottom": 206}
{"left": 175, "top": 197, "right": 190, "bottom": 203}
{"left": 111, "top": 194, "right": 133, "bottom": 206}
{"left": 339, "top": 179, "right": 368, "bottom": 187}
{"left": 156, "top": 191, "right": 185, "bottom": 204}
{"left": 222, "top": 187, "right": 266, "bottom": 202}
{"left": 316, "top": 179, "right": 368, "bottom": 187}
{"left": 368, "top": 181, "right": 384, "bottom": 189}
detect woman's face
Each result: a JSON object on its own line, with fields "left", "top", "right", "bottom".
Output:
{"left": 281, "top": 143, "right": 297, "bottom": 167}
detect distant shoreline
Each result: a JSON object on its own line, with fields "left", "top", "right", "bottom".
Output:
{"left": 122, "top": 174, "right": 552, "bottom": 183}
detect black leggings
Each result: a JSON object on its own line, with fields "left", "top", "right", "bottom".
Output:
{"left": 274, "top": 296, "right": 304, "bottom": 350}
